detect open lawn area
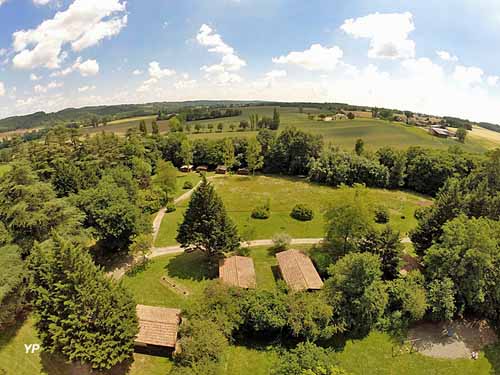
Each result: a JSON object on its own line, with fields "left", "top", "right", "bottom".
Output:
{"left": 84, "top": 106, "right": 498, "bottom": 152}
{"left": 155, "top": 175, "right": 430, "bottom": 247}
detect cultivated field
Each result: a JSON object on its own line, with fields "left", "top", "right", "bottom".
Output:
{"left": 85, "top": 106, "right": 498, "bottom": 153}
{"left": 155, "top": 174, "right": 430, "bottom": 248}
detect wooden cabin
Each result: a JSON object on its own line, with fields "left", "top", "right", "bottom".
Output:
{"left": 276, "top": 249, "right": 323, "bottom": 292}
{"left": 180, "top": 165, "right": 193, "bottom": 173}
{"left": 216, "top": 165, "right": 228, "bottom": 175}
{"left": 219, "top": 256, "right": 256, "bottom": 289}
{"left": 135, "top": 304, "right": 181, "bottom": 354}
{"left": 237, "top": 168, "right": 249, "bottom": 175}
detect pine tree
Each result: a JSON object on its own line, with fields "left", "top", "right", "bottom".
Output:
{"left": 176, "top": 176, "right": 239, "bottom": 259}
{"left": 28, "top": 236, "right": 138, "bottom": 370}
{"left": 246, "top": 138, "right": 263, "bottom": 175}
{"left": 272, "top": 108, "right": 280, "bottom": 130}
{"left": 139, "top": 120, "right": 147, "bottom": 135}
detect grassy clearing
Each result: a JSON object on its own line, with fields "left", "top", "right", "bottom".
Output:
{"left": 85, "top": 106, "right": 497, "bottom": 152}
{"left": 155, "top": 175, "right": 429, "bottom": 247}
{"left": 0, "top": 163, "right": 11, "bottom": 177}
{"left": 81, "top": 116, "right": 170, "bottom": 136}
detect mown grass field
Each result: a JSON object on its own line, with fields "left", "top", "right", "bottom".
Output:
{"left": 85, "top": 106, "right": 498, "bottom": 153}
{"left": 155, "top": 175, "right": 430, "bottom": 247}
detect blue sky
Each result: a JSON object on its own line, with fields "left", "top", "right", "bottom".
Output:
{"left": 1, "top": 0, "right": 500, "bottom": 123}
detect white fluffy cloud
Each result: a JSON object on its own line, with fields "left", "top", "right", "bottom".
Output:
{"left": 132, "top": 69, "right": 143, "bottom": 76}
{"left": 34, "top": 81, "right": 63, "bottom": 93}
{"left": 272, "top": 44, "right": 343, "bottom": 71}
{"left": 197, "top": 24, "right": 246, "bottom": 85}
{"left": 148, "top": 61, "right": 175, "bottom": 79}
{"left": 0, "top": 0, "right": 7, "bottom": 6}
{"left": 341, "top": 12, "right": 415, "bottom": 59}
{"left": 51, "top": 57, "right": 99, "bottom": 77}
{"left": 12, "top": 0, "right": 127, "bottom": 69}
{"left": 265, "top": 70, "right": 287, "bottom": 80}
{"left": 29, "top": 73, "right": 42, "bottom": 81}
{"left": 0, "top": 82, "right": 5, "bottom": 96}
{"left": 436, "top": 50, "right": 458, "bottom": 62}
{"left": 453, "top": 65, "right": 483, "bottom": 87}
{"left": 487, "top": 75, "right": 499, "bottom": 87}
{"left": 78, "top": 85, "right": 96, "bottom": 92}
{"left": 33, "top": 0, "right": 55, "bottom": 5}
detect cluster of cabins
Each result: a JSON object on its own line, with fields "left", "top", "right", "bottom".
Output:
{"left": 133, "top": 249, "right": 322, "bottom": 353}
{"left": 180, "top": 164, "right": 249, "bottom": 175}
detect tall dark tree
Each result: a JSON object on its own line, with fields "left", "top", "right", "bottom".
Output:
{"left": 355, "top": 139, "right": 364, "bottom": 156}
{"left": 28, "top": 236, "right": 138, "bottom": 370}
{"left": 139, "top": 120, "right": 147, "bottom": 135}
{"left": 271, "top": 107, "right": 281, "bottom": 130}
{"left": 151, "top": 120, "right": 159, "bottom": 135}
{"left": 177, "top": 176, "right": 239, "bottom": 259}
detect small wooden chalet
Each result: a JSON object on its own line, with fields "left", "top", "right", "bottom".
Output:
{"left": 219, "top": 256, "right": 256, "bottom": 289}
{"left": 237, "top": 167, "right": 249, "bottom": 175}
{"left": 180, "top": 165, "right": 193, "bottom": 173}
{"left": 196, "top": 165, "right": 208, "bottom": 172}
{"left": 135, "top": 304, "right": 181, "bottom": 352}
{"left": 216, "top": 165, "right": 228, "bottom": 175}
{"left": 276, "top": 249, "right": 323, "bottom": 292}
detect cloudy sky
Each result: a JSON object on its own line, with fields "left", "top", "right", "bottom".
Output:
{"left": 1, "top": 0, "right": 500, "bottom": 123}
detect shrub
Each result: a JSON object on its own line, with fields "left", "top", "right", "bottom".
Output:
{"left": 272, "top": 232, "right": 291, "bottom": 252}
{"left": 374, "top": 206, "right": 389, "bottom": 223}
{"left": 251, "top": 200, "right": 270, "bottom": 219}
{"left": 273, "top": 342, "right": 337, "bottom": 375}
{"left": 176, "top": 320, "right": 228, "bottom": 366}
{"left": 183, "top": 181, "right": 194, "bottom": 189}
{"left": 290, "top": 204, "right": 314, "bottom": 221}
{"left": 166, "top": 202, "right": 177, "bottom": 213}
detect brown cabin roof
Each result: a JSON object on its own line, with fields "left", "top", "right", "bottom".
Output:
{"left": 135, "top": 304, "right": 181, "bottom": 348}
{"left": 219, "top": 256, "right": 256, "bottom": 289}
{"left": 276, "top": 249, "right": 323, "bottom": 291}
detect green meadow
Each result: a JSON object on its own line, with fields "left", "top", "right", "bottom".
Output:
{"left": 155, "top": 175, "right": 430, "bottom": 247}
{"left": 86, "top": 106, "right": 497, "bottom": 153}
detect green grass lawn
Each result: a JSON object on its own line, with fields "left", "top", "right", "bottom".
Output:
{"left": 0, "top": 163, "right": 11, "bottom": 178}
{"left": 85, "top": 106, "right": 497, "bottom": 152}
{"left": 155, "top": 175, "right": 429, "bottom": 247}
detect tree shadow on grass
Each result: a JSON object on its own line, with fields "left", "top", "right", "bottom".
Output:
{"left": 165, "top": 251, "right": 216, "bottom": 281}
{"left": 0, "top": 311, "right": 29, "bottom": 348}
{"left": 40, "top": 352, "right": 133, "bottom": 375}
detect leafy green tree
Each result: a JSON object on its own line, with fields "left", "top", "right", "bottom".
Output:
{"left": 242, "top": 289, "right": 288, "bottom": 334}
{"left": 129, "top": 233, "right": 152, "bottom": 264}
{"left": 359, "top": 227, "right": 403, "bottom": 280}
{"left": 51, "top": 159, "right": 82, "bottom": 197}
{"left": 74, "top": 171, "right": 148, "bottom": 250}
{"left": 229, "top": 123, "right": 236, "bottom": 131}
{"left": 151, "top": 120, "right": 159, "bottom": 135}
{"left": 208, "top": 123, "right": 214, "bottom": 132}
{"left": 177, "top": 177, "right": 239, "bottom": 259}
{"left": 222, "top": 138, "right": 235, "bottom": 169}
{"left": 354, "top": 139, "right": 364, "bottom": 156}
{"left": 426, "top": 278, "right": 456, "bottom": 321}
{"left": 0, "top": 244, "right": 27, "bottom": 329}
{"left": 195, "top": 123, "right": 202, "bottom": 133}
{"left": 376, "top": 147, "right": 407, "bottom": 189}
{"left": 176, "top": 320, "right": 228, "bottom": 367}
{"left": 325, "top": 253, "right": 388, "bottom": 337}
{"left": 131, "top": 157, "right": 152, "bottom": 189}
{"left": 324, "top": 186, "right": 373, "bottom": 256}
{"left": 246, "top": 138, "right": 263, "bottom": 175}
{"left": 28, "top": 236, "right": 138, "bottom": 370}
{"left": 274, "top": 342, "right": 337, "bottom": 375}
{"left": 347, "top": 112, "right": 355, "bottom": 120}
{"left": 287, "top": 292, "right": 339, "bottom": 341}
{"left": 456, "top": 127, "right": 467, "bottom": 143}
{"left": 154, "top": 160, "right": 178, "bottom": 197}
{"left": 0, "top": 162, "right": 84, "bottom": 253}
{"left": 180, "top": 140, "right": 193, "bottom": 166}
{"left": 386, "top": 271, "right": 427, "bottom": 326}
{"left": 217, "top": 122, "right": 224, "bottom": 132}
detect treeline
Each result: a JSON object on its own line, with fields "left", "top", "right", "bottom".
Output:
{"left": 182, "top": 108, "right": 242, "bottom": 122}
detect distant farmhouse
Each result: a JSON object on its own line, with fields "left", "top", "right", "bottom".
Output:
{"left": 428, "top": 126, "right": 455, "bottom": 138}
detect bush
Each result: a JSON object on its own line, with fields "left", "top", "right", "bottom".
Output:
{"left": 272, "top": 232, "right": 291, "bottom": 252}
{"left": 166, "top": 202, "right": 177, "bottom": 213}
{"left": 176, "top": 320, "right": 228, "bottom": 366}
{"left": 251, "top": 200, "right": 270, "bottom": 219}
{"left": 273, "top": 342, "right": 337, "bottom": 375}
{"left": 374, "top": 206, "right": 389, "bottom": 223}
{"left": 183, "top": 181, "right": 194, "bottom": 189}
{"left": 290, "top": 204, "right": 314, "bottom": 221}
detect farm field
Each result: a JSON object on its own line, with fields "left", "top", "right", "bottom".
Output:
{"left": 81, "top": 115, "right": 170, "bottom": 136}
{"left": 155, "top": 174, "right": 430, "bottom": 247}
{"left": 85, "top": 106, "right": 498, "bottom": 153}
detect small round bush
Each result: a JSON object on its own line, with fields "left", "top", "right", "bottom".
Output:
{"left": 290, "top": 204, "right": 314, "bottom": 221}
{"left": 374, "top": 206, "right": 389, "bottom": 223}
{"left": 272, "top": 232, "right": 291, "bottom": 252}
{"left": 251, "top": 206, "right": 269, "bottom": 219}
{"left": 166, "top": 202, "right": 177, "bottom": 213}
{"left": 183, "top": 181, "right": 193, "bottom": 190}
